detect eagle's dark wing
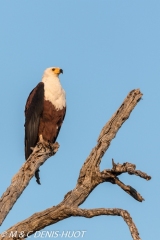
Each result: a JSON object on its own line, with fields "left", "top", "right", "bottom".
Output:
{"left": 25, "top": 82, "right": 44, "bottom": 160}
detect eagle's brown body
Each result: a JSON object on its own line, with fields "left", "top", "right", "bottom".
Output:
{"left": 39, "top": 100, "right": 66, "bottom": 143}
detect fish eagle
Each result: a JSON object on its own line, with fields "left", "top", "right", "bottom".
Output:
{"left": 24, "top": 67, "right": 66, "bottom": 184}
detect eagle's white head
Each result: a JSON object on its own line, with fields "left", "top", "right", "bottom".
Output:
{"left": 42, "top": 67, "right": 66, "bottom": 110}
{"left": 42, "top": 67, "right": 63, "bottom": 79}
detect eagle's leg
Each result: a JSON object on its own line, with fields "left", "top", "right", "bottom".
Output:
{"left": 39, "top": 134, "right": 54, "bottom": 150}
{"left": 39, "top": 134, "right": 44, "bottom": 143}
{"left": 38, "top": 134, "right": 49, "bottom": 147}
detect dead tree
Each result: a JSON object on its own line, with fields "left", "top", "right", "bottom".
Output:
{"left": 0, "top": 89, "right": 151, "bottom": 240}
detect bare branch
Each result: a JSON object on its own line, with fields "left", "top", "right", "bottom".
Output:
{"left": 68, "top": 207, "right": 141, "bottom": 240}
{"left": 0, "top": 142, "right": 59, "bottom": 225}
{"left": 100, "top": 159, "right": 151, "bottom": 201}
{"left": 0, "top": 89, "right": 151, "bottom": 240}
{"left": 114, "top": 178, "right": 144, "bottom": 202}
{"left": 78, "top": 89, "right": 143, "bottom": 184}
{"left": 0, "top": 207, "right": 141, "bottom": 240}
{"left": 110, "top": 159, "right": 151, "bottom": 180}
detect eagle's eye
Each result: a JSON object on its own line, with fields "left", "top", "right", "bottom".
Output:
{"left": 52, "top": 68, "right": 55, "bottom": 71}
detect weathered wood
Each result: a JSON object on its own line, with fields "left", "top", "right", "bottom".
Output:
{"left": 0, "top": 142, "right": 59, "bottom": 225}
{"left": 2, "top": 207, "right": 141, "bottom": 240}
{"left": 0, "top": 89, "right": 151, "bottom": 240}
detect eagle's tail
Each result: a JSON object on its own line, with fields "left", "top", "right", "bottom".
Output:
{"left": 35, "top": 169, "right": 41, "bottom": 185}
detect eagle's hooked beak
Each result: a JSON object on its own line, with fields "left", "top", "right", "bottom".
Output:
{"left": 60, "top": 69, "right": 63, "bottom": 74}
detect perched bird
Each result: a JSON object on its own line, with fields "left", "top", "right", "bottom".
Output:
{"left": 24, "top": 67, "right": 66, "bottom": 184}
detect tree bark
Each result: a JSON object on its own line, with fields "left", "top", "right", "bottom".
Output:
{"left": 0, "top": 89, "right": 151, "bottom": 240}
{"left": 0, "top": 142, "right": 59, "bottom": 225}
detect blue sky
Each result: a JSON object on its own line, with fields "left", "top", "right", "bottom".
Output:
{"left": 0, "top": 1, "right": 160, "bottom": 239}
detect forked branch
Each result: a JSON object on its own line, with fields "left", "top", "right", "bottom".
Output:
{"left": 0, "top": 89, "right": 151, "bottom": 240}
